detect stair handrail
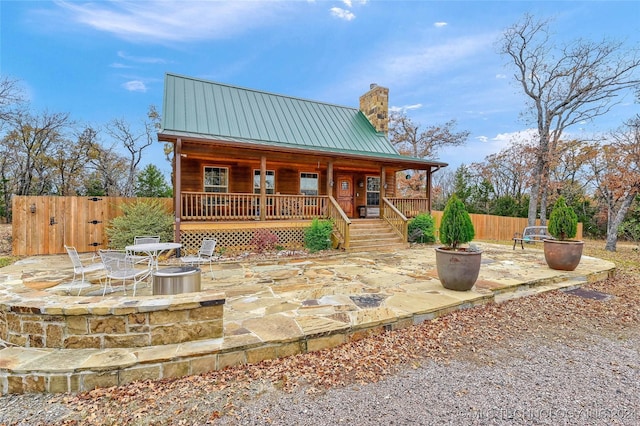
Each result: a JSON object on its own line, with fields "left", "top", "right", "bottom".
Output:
{"left": 326, "top": 196, "right": 351, "bottom": 249}
{"left": 382, "top": 197, "right": 408, "bottom": 241}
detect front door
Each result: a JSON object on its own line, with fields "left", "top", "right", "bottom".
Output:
{"left": 336, "top": 174, "right": 354, "bottom": 217}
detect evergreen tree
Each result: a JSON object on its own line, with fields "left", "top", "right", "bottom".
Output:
{"left": 135, "top": 164, "right": 172, "bottom": 198}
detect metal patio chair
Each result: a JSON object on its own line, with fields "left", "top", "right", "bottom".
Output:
{"left": 64, "top": 245, "right": 105, "bottom": 296}
{"left": 99, "top": 250, "right": 151, "bottom": 296}
{"left": 129, "top": 235, "right": 161, "bottom": 265}
{"left": 180, "top": 239, "right": 217, "bottom": 278}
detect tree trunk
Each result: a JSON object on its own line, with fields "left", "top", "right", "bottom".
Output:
{"left": 527, "top": 151, "right": 546, "bottom": 226}
{"left": 605, "top": 191, "right": 637, "bottom": 251}
{"left": 539, "top": 176, "right": 549, "bottom": 225}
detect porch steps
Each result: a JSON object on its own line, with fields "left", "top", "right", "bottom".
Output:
{"left": 347, "top": 219, "right": 409, "bottom": 252}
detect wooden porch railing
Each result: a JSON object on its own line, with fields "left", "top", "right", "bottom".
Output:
{"left": 267, "top": 194, "right": 328, "bottom": 220}
{"left": 182, "top": 192, "right": 260, "bottom": 220}
{"left": 382, "top": 197, "right": 408, "bottom": 241}
{"left": 386, "top": 197, "right": 429, "bottom": 218}
{"left": 181, "top": 192, "right": 328, "bottom": 221}
{"left": 327, "top": 196, "right": 351, "bottom": 249}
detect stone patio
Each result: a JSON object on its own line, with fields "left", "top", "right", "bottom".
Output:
{"left": 0, "top": 243, "right": 616, "bottom": 394}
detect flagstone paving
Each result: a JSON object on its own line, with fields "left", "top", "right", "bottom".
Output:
{"left": 0, "top": 243, "right": 615, "bottom": 394}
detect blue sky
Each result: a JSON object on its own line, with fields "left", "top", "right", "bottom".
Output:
{"left": 2, "top": 1, "right": 639, "bottom": 177}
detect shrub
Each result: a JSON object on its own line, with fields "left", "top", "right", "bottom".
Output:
{"left": 439, "top": 194, "right": 475, "bottom": 250}
{"left": 304, "top": 218, "right": 333, "bottom": 252}
{"left": 408, "top": 213, "right": 436, "bottom": 243}
{"left": 106, "top": 199, "right": 174, "bottom": 249}
{"left": 548, "top": 196, "right": 578, "bottom": 240}
{"left": 250, "top": 229, "right": 279, "bottom": 253}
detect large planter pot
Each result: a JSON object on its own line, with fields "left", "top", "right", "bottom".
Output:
{"left": 435, "top": 247, "right": 482, "bottom": 291}
{"left": 543, "top": 239, "right": 584, "bottom": 271}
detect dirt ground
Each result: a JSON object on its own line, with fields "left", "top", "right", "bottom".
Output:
{"left": 0, "top": 224, "right": 11, "bottom": 256}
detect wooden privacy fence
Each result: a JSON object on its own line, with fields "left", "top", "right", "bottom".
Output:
{"left": 431, "top": 211, "right": 583, "bottom": 242}
{"left": 12, "top": 196, "right": 173, "bottom": 256}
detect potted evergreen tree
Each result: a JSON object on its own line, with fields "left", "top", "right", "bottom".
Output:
{"left": 435, "top": 195, "right": 482, "bottom": 291}
{"left": 544, "top": 196, "right": 584, "bottom": 271}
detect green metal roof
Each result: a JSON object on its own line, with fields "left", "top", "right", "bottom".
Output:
{"left": 160, "top": 73, "right": 446, "bottom": 167}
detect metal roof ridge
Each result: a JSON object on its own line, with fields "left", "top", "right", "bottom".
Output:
{"left": 164, "top": 72, "right": 361, "bottom": 112}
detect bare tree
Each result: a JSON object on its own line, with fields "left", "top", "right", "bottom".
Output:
{"left": 431, "top": 168, "right": 456, "bottom": 210}
{"left": 499, "top": 13, "right": 640, "bottom": 226}
{"left": 476, "top": 138, "right": 536, "bottom": 200}
{"left": 390, "top": 111, "right": 470, "bottom": 196}
{"left": 104, "top": 109, "right": 156, "bottom": 196}
{"left": 84, "top": 128, "right": 130, "bottom": 196}
{"left": 48, "top": 126, "right": 97, "bottom": 195}
{"left": 389, "top": 112, "right": 469, "bottom": 160}
{"left": 0, "top": 75, "right": 24, "bottom": 130}
{"left": 2, "top": 110, "right": 71, "bottom": 196}
{"left": 588, "top": 116, "right": 640, "bottom": 251}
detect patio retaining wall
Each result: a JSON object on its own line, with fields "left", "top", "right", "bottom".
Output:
{"left": 0, "top": 292, "right": 225, "bottom": 349}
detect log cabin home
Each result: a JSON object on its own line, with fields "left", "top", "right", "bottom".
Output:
{"left": 158, "top": 73, "right": 447, "bottom": 252}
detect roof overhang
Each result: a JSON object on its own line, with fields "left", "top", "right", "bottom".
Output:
{"left": 158, "top": 130, "right": 448, "bottom": 171}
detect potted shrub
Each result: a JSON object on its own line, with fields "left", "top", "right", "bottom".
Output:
{"left": 435, "top": 195, "right": 482, "bottom": 291}
{"left": 544, "top": 196, "right": 584, "bottom": 271}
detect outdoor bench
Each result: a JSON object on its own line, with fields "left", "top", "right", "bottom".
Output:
{"left": 513, "top": 226, "right": 554, "bottom": 249}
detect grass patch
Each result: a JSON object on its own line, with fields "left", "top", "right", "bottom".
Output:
{"left": 0, "top": 257, "right": 16, "bottom": 268}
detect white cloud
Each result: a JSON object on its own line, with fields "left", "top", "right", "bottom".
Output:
{"left": 330, "top": 7, "right": 355, "bottom": 21}
{"left": 52, "top": 0, "right": 287, "bottom": 42}
{"left": 495, "top": 74, "right": 507, "bottom": 79}
{"left": 489, "top": 128, "right": 538, "bottom": 151}
{"left": 110, "top": 63, "right": 132, "bottom": 69}
{"left": 117, "top": 51, "right": 167, "bottom": 64}
{"left": 122, "top": 80, "right": 147, "bottom": 92}
{"left": 342, "top": 0, "right": 368, "bottom": 6}
{"left": 381, "top": 33, "right": 495, "bottom": 79}
{"left": 476, "top": 136, "right": 488, "bottom": 143}
{"left": 391, "top": 103, "right": 423, "bottom": 113}
{"left": 434, "top": 22, "right": 447, "bottom": 28}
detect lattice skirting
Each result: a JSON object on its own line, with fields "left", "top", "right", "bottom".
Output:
{"left": 180, "top": 224, "right": 308, "bottom": 255}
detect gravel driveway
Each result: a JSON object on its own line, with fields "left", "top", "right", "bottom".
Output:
{"left": 217, "top": 334, "right": 640, "bottom": 425}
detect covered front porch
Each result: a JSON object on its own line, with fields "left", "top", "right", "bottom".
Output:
{"left": 169, "top": 137, "right": 440, "bottom": 250}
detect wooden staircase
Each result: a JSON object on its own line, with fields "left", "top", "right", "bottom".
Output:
{"left": 347, "top": 219, "right": 409, "bottom": 252}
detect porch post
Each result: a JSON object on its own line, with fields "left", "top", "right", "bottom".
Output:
{"left": 426, "top": 167, "right": 432, "bottom": 212}
{"left": 380, "top": 166, "right": 386, "bottom": 219}
{"left": 326, "top": 161, "right": 334, "bottom": 195}
{"left": 174, "top": 138, "right": 182, "bottom": 243}
{"left": 260, "top": 156, "right": 266, "bottom": 221}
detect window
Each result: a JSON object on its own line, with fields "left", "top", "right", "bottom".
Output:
{"left": 300, "top": 172, "right": 319, "bottom": 196}
{"left": 253, "top": 170, "right": 275, "bottom": 194}
{"left": 204, "top": 167, "right": 228, "bottom": 193}
{"left": 366, "top": 176, "right": 380, "bottom": 206}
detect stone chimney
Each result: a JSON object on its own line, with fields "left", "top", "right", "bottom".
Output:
{"left": 359, "top": 83, "right": 389, "bottom": 134}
